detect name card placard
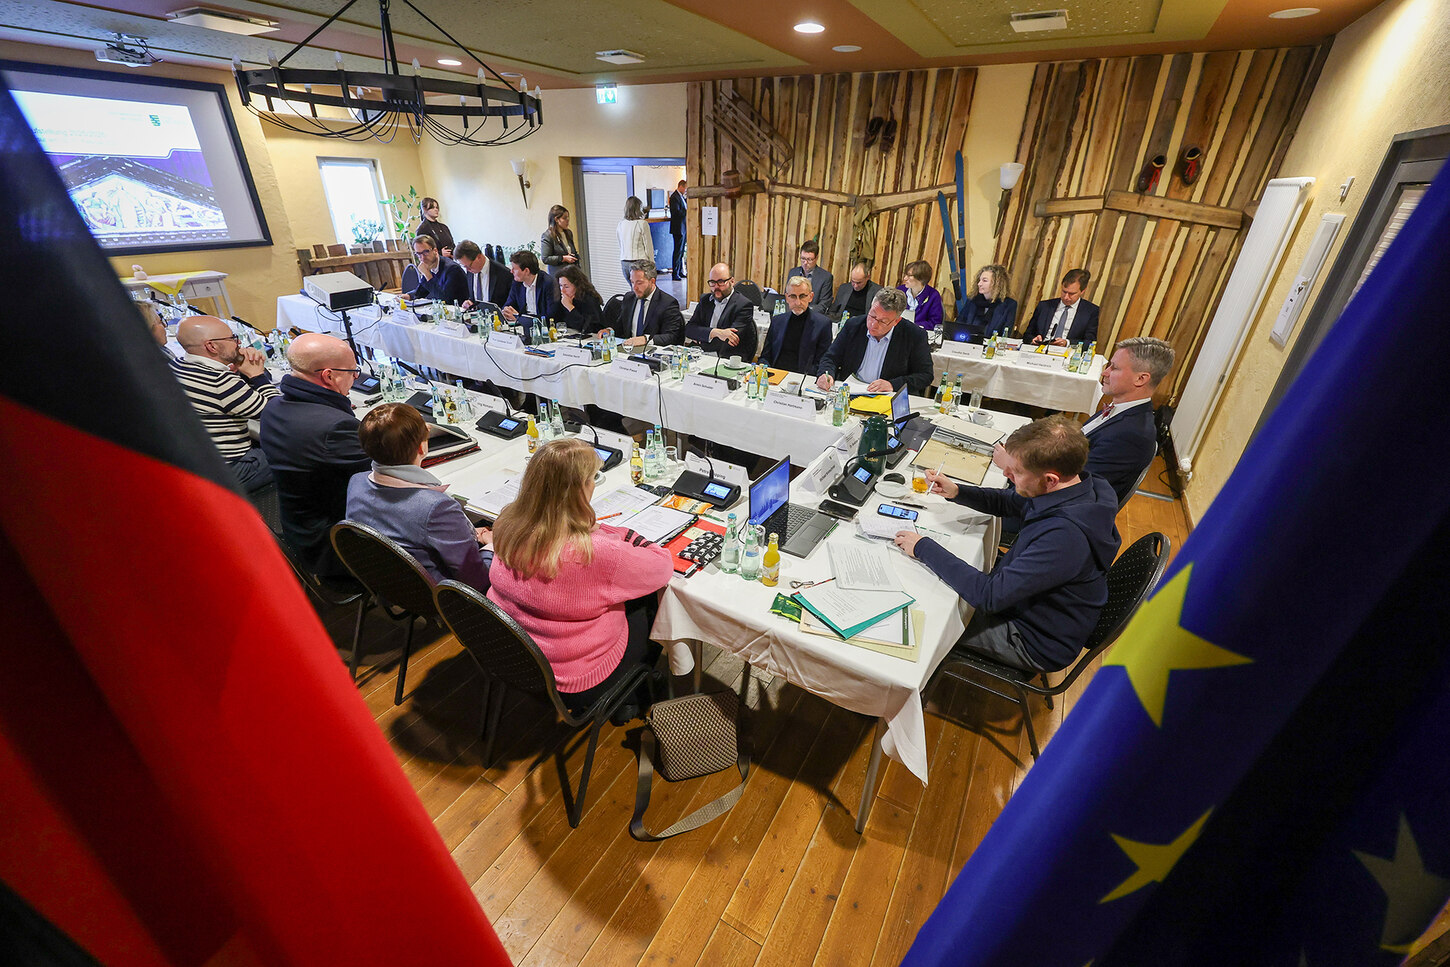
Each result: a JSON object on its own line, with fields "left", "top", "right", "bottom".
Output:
{"left": 944, "top": 342, "right": 984, "bottom": 358}
{"left": 555, "top": 345, "right": 594, "bottom": 365}
{"left": 487, "top": 331, "right": 523, "bottom": 352}
{"left": 1014, "top": 352, "right": 1059, "bottom": 369}
{"left": 683, "top": 373, "right": 730, "bottom": 400}
{"left": 762, "top": 392, "right": 818, "bottom": 421}
{"left": 800, "top": 449, "right": 843, "bottom": 494}
{"left": 685, "top": 451, "right": 750, "bottom": 488}
{"left": 473, "top": 393, "right": 507, "bottom": 415}
{"left": 612, "top": 359, "right": 653, "bottom": 381}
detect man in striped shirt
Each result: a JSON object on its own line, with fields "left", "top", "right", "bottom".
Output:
{"left": 170, "top": 316, "right": 278, "bottom": 494}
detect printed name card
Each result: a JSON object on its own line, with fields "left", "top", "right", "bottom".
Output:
{"left": 800, "top": 449, "right": 843, "bottom": 494}
{"left": 612, "top": 359, "right": 653, "bottom": 381}
{"left": 762, "top": 392, "right": 817, "bottom": 421}
{"left": 1014, "top": 352, "right": 1059, "bottom": 369}
{"left": 945, "top": 342, "right": 984, "bottom": 358}
{"left": 683, "top": 373, "right": 731, "bottom": 400}
{"left": 555, "top": 345, "right": 594, "bottom": 365}
{"left": 487, "top": 331, "right": 523, "bottom": 352}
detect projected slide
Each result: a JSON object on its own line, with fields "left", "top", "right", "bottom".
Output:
{"left": 14, "top": 91, "right": 229, "bottom": 247}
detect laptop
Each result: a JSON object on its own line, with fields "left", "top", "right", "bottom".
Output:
{"left": 748, "top": 457, "right": 835, "bottom": 558}
{"left": 891, "top": 383, "right": 936, "bottom": 452}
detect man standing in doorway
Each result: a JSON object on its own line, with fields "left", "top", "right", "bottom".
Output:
{"left": 668, "top": 179, "right": 687, "bottom": 280}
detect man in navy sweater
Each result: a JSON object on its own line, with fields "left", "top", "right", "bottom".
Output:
{"left": 894, "top": 416, "right": 1120, "bottom": 673}
{"left": 1084, "top": 335, "right": 1174, "bottom": 507}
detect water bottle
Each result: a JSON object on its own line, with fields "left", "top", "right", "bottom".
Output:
{"left": 952, "top": 374, "right": 964, "bottom": 414}
{"left": 720, "top": 513, "right": 741, "bottom": 573}
{"left": 644, "top": 430, "right": 661, "bottom": 480}
{"left": 537, "top": 403, "right": 552, "bottom": 440}
{"left": 757, "top": 364, "right": 769, "bottom": 400}
{"left": 550, "top": 399, "right": 565, "bottom": 438}
{"left": 454, "top": 380, "right": 473, "bottom": 422}
{"left": 831, "top": 384, "right": 847, "bottom": 426}
{"left": 740, "top": 525, "right": 762, "bottom": 580}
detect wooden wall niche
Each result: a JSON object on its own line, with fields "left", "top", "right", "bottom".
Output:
{"left": 995, "top": 46, "right": 1328, "bottom": 401}
{"left": 685, "top": 69, "right": 977, "bottom": 304}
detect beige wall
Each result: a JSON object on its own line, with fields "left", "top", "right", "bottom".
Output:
{"left": 418, "top": 83, "right": 687, "bottom": 254}
{"left": 962, "top": 63, "right": 1038, "bottom": 286}
{"left": 1183, "top": 0, "right": 1450, "bottom": 518}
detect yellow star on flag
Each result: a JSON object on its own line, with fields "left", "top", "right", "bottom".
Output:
{"left": 1101, "top": 563, "right": 1252, "bottom": 726}
{"left": 1354, "top": 815, "right": 1450, "bottom": 953}
{"left": 1100, "top": 809, "right": 1213, "bottom": 903}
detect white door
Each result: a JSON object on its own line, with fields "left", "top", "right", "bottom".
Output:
{"left": 582, "top": 171, "right": 629, "bottom": 301}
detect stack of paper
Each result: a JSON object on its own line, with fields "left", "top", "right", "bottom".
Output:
{"left": 591, "top": 485, "right": 659, "bottom": 520}
{"left": 855, "top": 508, "right": 915, "bottom": 541}
{"left": 795, "top": 584, "right": 914, "bottom": 640}
{"left": 614, "top": 505, "right": 696, "bottom": 544}
{"left": 828, "top": 542, "right": 903, "bottom": 590}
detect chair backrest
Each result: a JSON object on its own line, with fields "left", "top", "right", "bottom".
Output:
{"left": 433, "top": 580, "right": 572, "bottom": 717}
{"left": 734, "top": 280, "right": 763, "bottom": 308}
{"left": 1118, "top": 463, "right": 1153, "bottom": 511}
{"left": 400, "top": 262, "right": 421, "bottom": 293}
{"left": 1085, "top": 532, "right": 1171, "bottom": 654}
{"left": 330, "top": 521, "right": 438, "bottom": 617}
{"left": 276, "top": 534, "right": 364, "bottom": 604}
{"left": 603, "top": 293, "right": 625, "bottom": 329}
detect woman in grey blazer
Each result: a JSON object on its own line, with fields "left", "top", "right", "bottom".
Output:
{"left": 540, "top": 204, "right": 580, "bottom": 278}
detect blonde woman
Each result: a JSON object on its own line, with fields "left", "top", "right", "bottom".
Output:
{"left": 965, "top": 264, "right": 1019, "bottom": 341}
{"left": 488, "top": 438, "right": 672, "bottom": 718}
{"left": 615, "top": 195, "right": 653, "bottom": 283}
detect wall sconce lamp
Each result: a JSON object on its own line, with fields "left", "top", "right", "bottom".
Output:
{"left": 511, "top": 158, "right": 531, "bottom": 208}
{"left": 995, "top": 162, "right": 1025, "bottom": 238}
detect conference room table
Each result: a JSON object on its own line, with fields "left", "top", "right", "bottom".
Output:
{"left": 279, "top": 294, "right": 847, "bottom": 467}
{"left": 932, "top": 339, "right": 1105, "bottom": 413}
{"left": 329, "top": 366, "right": 1023, "bottom": 834}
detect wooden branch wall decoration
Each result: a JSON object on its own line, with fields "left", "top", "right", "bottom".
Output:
{"left": 995, "top": 45, "right": 1328, "bottom": 402}
{"left": 709, "top": 89, "right": 793, "bottom": 176}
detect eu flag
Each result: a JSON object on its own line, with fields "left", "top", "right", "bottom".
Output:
{"left": 903, "top": 163, "right": 1450, "bottom": 966}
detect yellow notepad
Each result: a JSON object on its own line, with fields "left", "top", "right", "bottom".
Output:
{"left": 913, "top": 439, "right": 993, "bottom": 484}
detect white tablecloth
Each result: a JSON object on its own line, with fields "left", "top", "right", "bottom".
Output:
{"left": 933, "top": 342, "right": 1104, "bottom": 413}
{"left": 280, "top": 295, "right": 846, "bottom": 466}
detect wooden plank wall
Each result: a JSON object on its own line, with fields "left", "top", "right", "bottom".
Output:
{"left": 685, "top": 69, "right": 977, "bottom": 307}
{"left": 994, "top": 45, "right": 1328, "bottom": 400}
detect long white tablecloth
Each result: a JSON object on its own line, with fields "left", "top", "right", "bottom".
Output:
{"left": 932, "top": 342, "right": 1104, "bottom": 413}
{"left": 280, "top": 295, "right": 846, "bottom": 466}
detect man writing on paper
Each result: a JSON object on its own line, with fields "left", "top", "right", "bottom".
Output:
{"left": 815, "top": 288, "right": 933, "bottom": 395}
{"left": 893, "top": 416, "right": 1120, "bottom": 673}
{"left": 684, "top": 262, "right": 757, "bottom": 360}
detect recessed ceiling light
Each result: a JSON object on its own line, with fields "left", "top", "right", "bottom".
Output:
{"left": 1269, "top": 6, "right": 1320, "bottom": 17}
{"left": 437, "top": 57, "right": 461, "bottom": 66}
{"left": 794, "top": 21, "right": 825, "bottom": 34}
{"left": 832, "top": 44, "right": 861, "bottom": 52}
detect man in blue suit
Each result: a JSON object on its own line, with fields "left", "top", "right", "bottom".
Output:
{"left": 501, "top": 249, "right": 556, "bottom": 322}
{"left": 760, "top": 275, "right": 832, "bottom": 375}
{"left": 1083, "top": 336, "right": 1175, "bottom": 507}
{"left": 1023, "top": 268, "right": 1100, "bottom": 346}
{"left": 454, "top": 239, "right": 512, "bottom": 309}
{"left": 408, "top": 234, "right": 468, "bottom": 304}
{"left": 685, "top": 262, "right": 757, "bottom": 360}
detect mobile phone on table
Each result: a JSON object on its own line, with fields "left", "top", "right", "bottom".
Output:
{"left": 876, "top": 503, "right": 920, "bottom": 522}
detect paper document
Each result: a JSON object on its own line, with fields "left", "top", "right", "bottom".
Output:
{"left": 914, "top": 440, "right": 993, "bottom": 484}
{"left": 795, "top": 584, "right": 914, "bottom": 639}
{"left": 935, "top": 414, "right": 1005, "bottom": 446}
{"left": 617, "top": 505, "right": 695, "bottom": 544}
{"left": 829, "top": 542, "right": 902, "bottom": 591}
{"left": 591, "top": 486, "right": 660, "bottom": 520}
{"left": 469, "top": 475, "right": 521, "bottom": 518}
{"left": 856, "top": 507, "right": 916, "bottom": 541}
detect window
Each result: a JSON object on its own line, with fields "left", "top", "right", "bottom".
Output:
{"left": 318, "top": 158, "right": 385, "bottom": 246}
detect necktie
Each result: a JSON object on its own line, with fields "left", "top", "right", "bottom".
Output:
{"left": 1051, "top": 303, "right": 1069, "bottom": 341}
{"left": 473, "top": 270, "right": 482, "bottom": 303}
{"left": 1101, "top": 402, "right": 1115, "bottom": 421}
{"left": 635, "top": 297, "right": 648, "bottom": 337}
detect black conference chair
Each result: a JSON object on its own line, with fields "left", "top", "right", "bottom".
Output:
{"left": 276, "top": 533, "right": 370, "bottom": 656}
{"left": 330, "top": 521, "right": 440, "bottom": 705}
{"left": 929, "top": 531, "right": 1171, "bottom": 759}
{"left": 400, "top": 263, "right": 420, "bottom": 295}
{"left": 734, "top": 280, "right": 764, "bottom": 309}
{"left": 1120, "top": 463, "right": 1154, "bottom": 510}
{"left": 433, "top": 580, "right": 652, "bottom": 828}
{"left": 602, "top": 293, "right": 625, "bottom": 333}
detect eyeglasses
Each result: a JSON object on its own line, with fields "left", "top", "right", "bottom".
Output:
{"left": 208, "top": 334, "right": 241, "bottom": 343}
{"left": 707, "top": 278, "right": 734, "bottom": 287}
{"left": 325, "top": 367, "right": 361, "bottom": 375}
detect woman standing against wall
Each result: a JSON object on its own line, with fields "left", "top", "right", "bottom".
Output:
{"left": 540, "top": 204, "right": 580, "bottom": 279}
{"left": 616, "top": 196, "right": 653, "bottom": 283}
{"left": 413, "top": 197, "right": 454, "bottom": 257}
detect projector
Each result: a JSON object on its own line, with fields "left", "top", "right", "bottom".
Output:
{"left": 304, "top": 271, "right": 375, "bottom": 312}
{"left": 95, "top": 38, "right": 157, "bottom": 68}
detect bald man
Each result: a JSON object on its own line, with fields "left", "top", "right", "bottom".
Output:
{"left": 259, "top": 333, "right": 371, "bottom": 576}
{"left": 170, "top": 315, "right": 278, "bottom": 494}
{"left": 684, "top": 262, "right": 757, "bottom": 360}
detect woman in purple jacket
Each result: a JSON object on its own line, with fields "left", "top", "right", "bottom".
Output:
{"left": 898, "top": 260, "right": 944, "bottom": 332}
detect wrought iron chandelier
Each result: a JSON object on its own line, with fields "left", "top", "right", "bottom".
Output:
{"left": 232, "top": 0, "right": 542, "bottom": 146}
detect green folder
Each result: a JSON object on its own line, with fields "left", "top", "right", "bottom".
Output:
{"left": 794, "top": 587, "right": 915, "bottom": 640}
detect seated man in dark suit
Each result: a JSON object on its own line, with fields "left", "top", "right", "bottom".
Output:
{"left": 760, "top": 275, "right": 832, "bottom": 375}
{"left": 454, "top": 238, "right": 512, "bottom": 309}
{"left": 501, "top": 250, "right": 557, "bottom": 322}
{"left": 894, "top": 416, "right": 1121, "bottom": 673}
{"left": 599, "top": 261, "right": 685, "bottom": 348}
{"left": 685, "top": 261, "right": 757, "bottom": 360}
{"left": 1084, "top": 336, "right": 1174, "bottom": 507}
{"left": 1023, "top": 268, "right": 1100, "bottom": 346}
{"left": 409, "top": 234, "right": 468, "bottom": 304}
{"left": 830, "top": 261, "right": 882, "bottom": 321}
{"left": 259, "top": 333, "right": 372, "bottom": 578}
{"left": 815, "top": 287, "right": 933, "bottom": 395}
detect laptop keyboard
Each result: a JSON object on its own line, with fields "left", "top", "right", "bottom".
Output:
{"left": 766, "top": 502, "right": 818, "bottom": 539}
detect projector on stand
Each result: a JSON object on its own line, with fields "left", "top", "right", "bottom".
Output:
{"left": 303, "top": 271, "right": 375, "bottom": 311}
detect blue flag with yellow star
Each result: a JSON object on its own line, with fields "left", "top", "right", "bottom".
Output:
{"left": 902, "top": 164, "right": 1450, "bottom": 966}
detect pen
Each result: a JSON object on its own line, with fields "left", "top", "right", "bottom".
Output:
{"left": 598, "top": 512, "right": 622, "bottom": 521}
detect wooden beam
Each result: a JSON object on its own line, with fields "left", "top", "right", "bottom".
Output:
{"left": 689, "top": 178, "right": 955, "bottom": 213}
{"left": 1104, "top": 189, "right": 1245, "bottom": 229}
{"left": 1034, "top": 195, "right": 1106, "bottom": 218}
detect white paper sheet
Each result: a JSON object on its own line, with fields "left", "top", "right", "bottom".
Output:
{"left": 469, "top": 475, "right": 521, "bottom": 517}
{"left": 591, "top": 485, "right": 660, "bottom": 520}
{"left": 617, "top": 505, "right": 695, "bottom": 543}
{"left": 828, "top": 542, "right": 902, "bottom": 592}
{"left": 795, "top": 585, "right": 913, "bottom": 634}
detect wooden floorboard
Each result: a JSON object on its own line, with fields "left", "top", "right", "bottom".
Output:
{"left": 354, "top": 484, "right": 1192, "bottom": 965}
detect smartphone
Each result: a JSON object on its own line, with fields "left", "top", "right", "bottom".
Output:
{"left": 876, "top": 503, "right": 920, "bottom": 522}
{"left": 816, "top": 498, "right": 860, "bottom": 521}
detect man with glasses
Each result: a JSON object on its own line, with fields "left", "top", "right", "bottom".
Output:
{"left": 409, "top": 234, "right": 469, "bottom": 305}
{"left": 170, "top": 315, "right": 278, "bottom": 494}
{"left": 760, "top": 275, "right": 832, "bottom": 376}
{"left": 684, "top": 262, "right": 757, "bottom": 360}
{"left": 815, "top": 287, "right": 933, "bottom": 395}
{"left": 260, "top": 333, "right": 371, "bottom": 577}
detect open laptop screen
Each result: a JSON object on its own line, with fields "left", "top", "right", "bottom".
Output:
{"left": 891, "top": 383, "right": 910, "bottom": 422}
{"left": 748, "top": 457, "right": 790, "bottom": 526}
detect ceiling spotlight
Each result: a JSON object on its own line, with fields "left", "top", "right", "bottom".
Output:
{"left": 794, "top": 21, "right": 825, "bottom": 34}
{"left": 832, "top": 44, "right": 861, "bottom": 52}
{"left": 437, "top": 57, "right": 461, "bottom": 66}
{"left": 1268, "top": 6, "right": 1320, "bottom": 16}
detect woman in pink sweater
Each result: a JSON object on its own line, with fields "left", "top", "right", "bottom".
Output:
{"left": 488, "top": 438, "right": 674, "bottom": 716}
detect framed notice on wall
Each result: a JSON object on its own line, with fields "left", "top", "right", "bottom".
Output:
{"left": 701, "top": 206, "right": 719, "bottom": 236}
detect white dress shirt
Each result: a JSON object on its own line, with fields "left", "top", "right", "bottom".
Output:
{"left": 1083, "top": 395, "right": 1151, "bottom": 435}
{"left": 1047, "top": 300, "right": 1079, "bottom": 341}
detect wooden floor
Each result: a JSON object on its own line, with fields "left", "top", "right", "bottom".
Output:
{"left": 332, "top": 467, "right": 1192, "bottom": 967}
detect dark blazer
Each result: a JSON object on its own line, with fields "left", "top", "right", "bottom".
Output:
{"left": 685, "top": 290, "right": 758, "bottom": 360}
{"left": 463, "top": 259, "right": 512, "bottom": 307}
{"left": 760, "top": 307, "right": 833, "bottom": 375}
{"left": 539, "top": 229, "right": 578, "bottom": 276}
{"left": 961, "top": 296, "right": 1020, "bottom": 340}
{"left": 818, "top": 318, "right": 934, "bottom": 395}
{"left": 550, "top": 292, "right": 603, "bottom": 333}
{"left": 668, "top": 190, "right": 687, "bottom": 233}
{"left": 259, "top": 375, "right": 371, "bottom": 578}
{"left": 504, "top": 274, "right": 558, "bottom": 319}
{"left": 1023, "top": 298, "right": 1101, "bottom": 345}
{"left": 786, "top": 265, "right": 835, "bottom": 310}
{"left": 611, "top": 288, "right": 685, "bottom": 345}
{"left": 1084, "top": 402, "right": 1158, "bottom": 507}
{"left": 411, "top": 256, "right": 469, "bottom": 305}
{"left": 830, "top": 279, "right": 882, "bottom": 318}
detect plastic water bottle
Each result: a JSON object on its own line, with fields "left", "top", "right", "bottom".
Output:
{"left": 550, "top": 399, "right": 565, "bottom": 438}
{"left": 832, "top": 384, "right": 847, "bottom": 426}
{"left": 951, "top": 374, "right": 964, "bottom": 414}
{"left": 720, "top": 514, "right": 741, "bottom": 573}
{"left": 740, "top": 526, "right": 762, "bottom": 580}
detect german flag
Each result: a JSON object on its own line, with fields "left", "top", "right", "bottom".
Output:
{"left": 0, "top": 84, "right": 510, "bottom": 964}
